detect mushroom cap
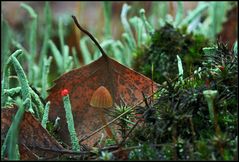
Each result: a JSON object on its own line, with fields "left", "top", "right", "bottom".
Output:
{"left": 90, "top": 86, "right": 113, "bottom": 108}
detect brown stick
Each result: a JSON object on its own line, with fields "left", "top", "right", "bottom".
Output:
{"left": 72, "top": 15, "right": 107, "bottom": 58}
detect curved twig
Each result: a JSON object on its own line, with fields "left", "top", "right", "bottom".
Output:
{"left": 72, "top": 15, "right": 107, "bottom": 58}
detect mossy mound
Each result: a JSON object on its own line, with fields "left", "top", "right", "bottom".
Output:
{"left": 134, "top": 23, "right": 209, "bottom": 83}
{"left": 129, "top": 42, "right": 238, "bottom": 160}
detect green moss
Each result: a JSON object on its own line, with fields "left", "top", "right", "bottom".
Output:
{"left": 129, "top": 42, "right": 238, "bottom": 160}
{"left": 134, "top": 23, "right": 209, "bottom": 83}
{"left": 129, "top": 143, "right": 159, "bottom": 160}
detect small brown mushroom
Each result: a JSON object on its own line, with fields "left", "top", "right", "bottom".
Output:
{"left": 90, "top": 86, "right": 115, "bottom": 140}
{"left": 90, "top": 86, "right": 113, "bottom": 109}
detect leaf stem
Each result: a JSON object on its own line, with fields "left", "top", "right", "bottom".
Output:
{"left": 72, "top": 15, "right": 107, "bottom": 58}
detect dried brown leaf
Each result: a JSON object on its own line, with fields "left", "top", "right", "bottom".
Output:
{"left": 47, "top": 53, "right": 159, "bottom": 147}
{"left": 1, "top": 106, "right": 64, "bottom": 160}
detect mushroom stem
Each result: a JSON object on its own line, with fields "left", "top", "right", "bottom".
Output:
{"left": 99, "top": 110, "right": 118, "bottom": 144}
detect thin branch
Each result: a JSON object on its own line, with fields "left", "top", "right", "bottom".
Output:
{"left": 72, "top": 15, "right": 107, "bottom": 57}
{"left": 119, "top": 119, "right": 141, "bottom": 146}
{"left": 27, "top": 145, "right": 119, "bottom": 156}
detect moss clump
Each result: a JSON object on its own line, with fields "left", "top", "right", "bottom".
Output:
{"left": 129, "top": 42, "right": 238, "bottom": 160}
{"left": 134, "top": 23, "right": 209, "bottom": 83}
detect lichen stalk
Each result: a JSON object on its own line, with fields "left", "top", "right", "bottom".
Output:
{"left": 62, "top": 94, "right": 80, "bottom": 151}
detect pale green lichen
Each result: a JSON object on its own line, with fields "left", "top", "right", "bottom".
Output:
{"left": 21, "top": 3, "right": 37, "bottom": 82}
{"left": 1, "top": 50, "right": 22, "bottom": 107}
{"left": 177, "top": 55, "right": 184, "bottom": 82}
{"left": 39, "top": 1, "right": 52, "bottom": 65}
{"left": 3, "top": 85, "right": 44, "bottom": 120}
{"left": 121, "top": 4, "right": 136, "bottom": 49}
{"left": 4, "top": 87, "right": 21, "bottom": 97}
{"left": 203, "top": 90, "right": 218, "bottom": 124}
{"left": 1, "top": 98, "right": 30, "bottom": 160}
{"left": 41, "top": 101, "right": 51, "bottom": 129}
{"left": 63, "top": 94, "right": 80, "bottom": 151}
{"left": 129, "top": 16, "right": 144, "bottom": 46}
{"left": 103, "top": 1, "right": 112, "bottom": 38}
{"left": 174, "top": 1, "right": 184, "bottom": 27}
{"left": 139, "top": 8, "right": 154, "bottom": 35}
{"left": 29, "top": 87, "right": 44, "bottom": 119}
{"left": 41, "top": 56, "right": 52, "bottom": 99}
{"left": 11, "top": 54, "right": 33, "bottom": 113}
